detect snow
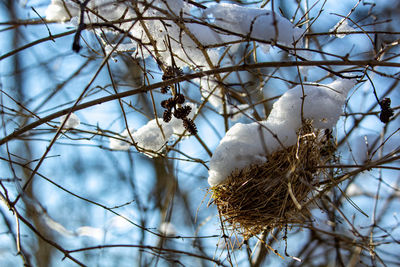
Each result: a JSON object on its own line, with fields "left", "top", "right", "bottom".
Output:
{"left": 46, "top": 0, "right": 135, "bottom": 28}
{"left": 159, "top": 222, "right": 176, "bottom": 236}
{"left": 44, "top": 213, "right": 74, "bottom": 237}
{"left": 46, "top": 1, "right": 304, "bottom": 57}
{"left": 109, "top": 128, "right": 134, "bottom": 151}
{"left": 60, "top": 112, "right": 80, "bottom": 129}
{"left": 44, "top": 213, "right": 104, "bottom": 240}
{"left": 345, "top": 183, "right": 364, "bottom": 197}
{"left": 266, "top": 79, "right": 356, "bottom": 129}
{"left": 208, "top": 121, "right": 297, "bottom": 186}
{"left": 199, "top": 3, "right": 305, "bottom": 108}
{"left": 226, "top": 104, "right": 251, "bottom": 121}
{"left": 76, "top": 226, "right": 104, "bottom": 240}
{"left": 109, "top": 103, "right": 198, "bottom": 156}
{"left": 206, "top": 3, "right": 305, "bottom": 48}
{"left": 330, "top": 20, "right": 355, "bottom": 38}
{"left": 126, "top": 1, "right": 218, "bottom": 69}
{"left": 45, "top": 0, "right": 79, "bottom": 22}
{"left": 45, "top": 0, "right": 305, "bottom": 108}
{"left": 133, "top": 118, "right": 174, "bottom": 157}
{"left": 109, "top": 118, "right": 172, "bottom": 156}
{"left": 208, "top": 78, "right": 357, "bottom": 186}
{"left": 186, "top": 23, "right": 238, "bottom": 46}
{"left": 108, "top": 215, "right": 134, "bottom": 231}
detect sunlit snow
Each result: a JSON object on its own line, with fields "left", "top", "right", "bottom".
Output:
{"left": 208, "top": 78, "right": 357, "bottom": 186}
{"left": 60, "top": 112, "right": 80, "bottom": 129}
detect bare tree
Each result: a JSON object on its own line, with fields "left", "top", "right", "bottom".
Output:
{"left": 0, "top": 0, "right": 399, "bottom": 266}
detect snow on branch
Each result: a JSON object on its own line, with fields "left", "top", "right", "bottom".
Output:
{"left": 109, "top": 103, "right": 198, "bottom": 157}
{"left": 45, "top": 1, "right": 305, "bottom": 68}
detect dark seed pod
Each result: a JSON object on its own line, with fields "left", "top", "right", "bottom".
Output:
{"left": 174, "top": 105, "right": 192, "bottom": 119}
{"left": 163, "top": 109, "right": 172, "bottom": 122}
{"left": 174, "top": 93, "right": 185, "bottom": 104}
{"left": 161, "top": 98, "right": 176, "bottom": 110}
{"left": 380, "top": 98, "right": 391, "bottom": 109}
{"left": 380, "top": 109, "right": 394, "bottom": 123}
{"left": 379, "top": 98, "right": 394, "bottom": 123}
{"left": 174, "top": 67, "right": 183, "bottom": 76}
{"left": 162, "top": 66, "right": 183, "bottom": 80}
{"left": 167, "top": 97, "right": 177, "bottom": 108}
{"left": 162, "top": 66, "right": 175, "bottom": 80}
{"left": 162, "top": 74, "right": 172, "bottom": 81}
{"left": 173, "top": 109, "right": 184, "bottom": 119}
{"left": 182, "top": 118, "right": 197, "bottom": 135}
{"left": 161, "top": 86, "right": 170, "bottom": 94}
{"left": 161, "top": 100, "right": 169, "bottom": 109}
{"left": 181, "top": 105, "right": 192, "bottom": 117}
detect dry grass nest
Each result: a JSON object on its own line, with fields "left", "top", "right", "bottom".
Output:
{"left": 210, "top": 122, "right": 335, "bottom": 238}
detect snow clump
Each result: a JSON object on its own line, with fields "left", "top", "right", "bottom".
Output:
{"left": 109, "top": 103, "right": 198, "bottom": 157}
{"left": 208, "top": 78, "right": 357, "bottom": 186}
{"left": 133, "top": 119, "right": 174, "bottom": 157}
{"left": 108, "top": 119, "right": 172, "bottom": 157}
{"left": 109, "top": 128, "right": 135, "bottom": 151}
{"left": 330, "top": 20, "right": 355, "bottom": 38}
{"left": 205, "top": 3, "right": 305, "bottom": 50}
{"left": 267, "top": 79, "right": 356, "bottom": 129}
{"left": 159, "top": 222, "right": 176, "bottom": 236}
{"left": 45, "top": 0, "right": 79, "bottom": 22}
{"left": 60, "top": 112, "right": 80, "bottom": 129}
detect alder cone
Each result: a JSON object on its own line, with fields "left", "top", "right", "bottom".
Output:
{"left": 163, "top": 110, "right": 172, "bottom": 122}
{"left": 183, "top": 118, "right": 197, "bottom": 135}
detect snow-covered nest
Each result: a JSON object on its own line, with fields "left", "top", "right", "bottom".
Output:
{"left": 208, "top": 78, "right": 357, "bottom": 238}
{"left": 210, "top": 121, "right": 333, "bottom": 238}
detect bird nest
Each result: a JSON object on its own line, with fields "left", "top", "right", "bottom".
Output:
{"left": 209, "top": 122, "right": 334, "bottom": 238}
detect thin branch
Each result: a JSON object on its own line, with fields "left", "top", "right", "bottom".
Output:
{"left": 1, "top": 59, "right": 399, "bottom": 145}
